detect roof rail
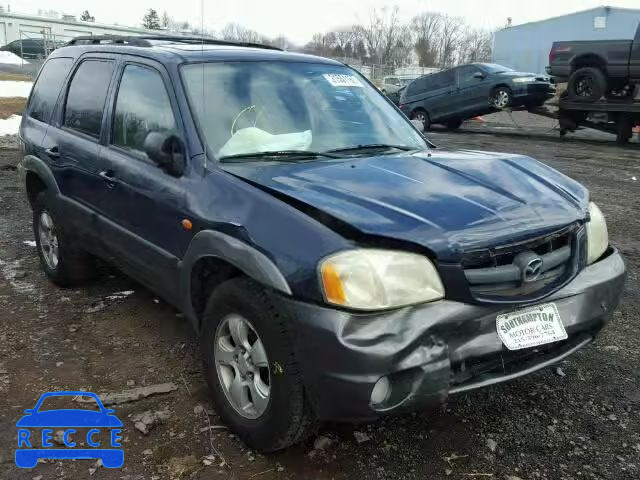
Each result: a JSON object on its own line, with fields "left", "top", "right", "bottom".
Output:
{"left": 66, "top": 35, "right": 282, "bottom": 51}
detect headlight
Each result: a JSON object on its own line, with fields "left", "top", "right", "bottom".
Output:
{"left": 512, "top": 77, "right": 537, "bottom": 83}
{"left": 586, "top": 202, "right": 608, "bottom": 265}
{"left": 319, "top": 249, "right": 444, "bottom": 310}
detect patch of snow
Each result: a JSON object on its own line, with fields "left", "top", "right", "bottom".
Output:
{"left": 0, "top": 115, "right": 21, "bottom": 136}
{"left": 0, "top": 80, "right": 32, "bottom": 98}
{"left": 106, "top": 290, "right": 135, "bottom": 301}
{"left": 23, "top": 240, "right": 36, "bottom": 247}
{"left": 0, "top": 51, "right": 29, "bottom": 65}
{"left": 0, "top": 258, "right": 36, "bottom": 296}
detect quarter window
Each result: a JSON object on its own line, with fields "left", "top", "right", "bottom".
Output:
{"left": 28, "top": 57, "right": 73, "bottom": 123}
{"left": 64, "top": 60, "right": 114, "bottom": 137}
{"left": 112, "top": 64, "right": 177, "bottom": 155}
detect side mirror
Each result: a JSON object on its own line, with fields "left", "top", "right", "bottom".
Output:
{"left": 473, "top": 72, "right": 486, "bottom": 80}
{"left": 144, "top": 132, "right": 186, "bottom": 177}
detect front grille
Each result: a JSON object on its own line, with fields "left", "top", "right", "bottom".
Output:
{"left": 462, "top": 224, "right": 582, "bottom": 300}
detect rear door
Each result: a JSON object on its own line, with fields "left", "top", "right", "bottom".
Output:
{"left": 426, "top": 70, "right": 456, "bottom": 121}
{"left": 41, "top": 56, "right": 117, "bottom": 236}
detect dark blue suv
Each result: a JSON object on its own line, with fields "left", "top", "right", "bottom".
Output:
{"left": 19, "top": 36, "right": 626, "bottom": 452}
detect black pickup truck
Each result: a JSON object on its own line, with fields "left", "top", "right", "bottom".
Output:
{"left": 548, "top": 22, "right": 640, "bottom": 101}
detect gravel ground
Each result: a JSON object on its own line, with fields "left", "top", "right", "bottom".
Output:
{"left": 0, "top": 127, "right": 638, "bottom": 480}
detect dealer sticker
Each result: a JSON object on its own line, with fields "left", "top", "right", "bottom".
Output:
{"left": 496, "top": 303, "right": 567, "bottom": 351}
{"left": 323, "top": 73, "right": 363, "bottom": 88}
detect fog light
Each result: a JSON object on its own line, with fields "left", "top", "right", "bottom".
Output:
{"left": 370, "top": 376, "right": 391, "bottom": 406}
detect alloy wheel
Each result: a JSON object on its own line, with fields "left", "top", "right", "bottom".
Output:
{"left": 214, "top": 313, "right": 271, "bottom": 419}
{"left": 38, "top": 211, "right": 59, "bottom": 270}
{"left": 492, "top": 90, "right": 510, "bottom": 109}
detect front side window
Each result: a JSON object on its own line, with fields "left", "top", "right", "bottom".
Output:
{"left": 64, "top": 60, "right": 114, "bottom": 137}
{"left": 457, "top": 66, "right": 483, "bottom": 84}
{"left": 28, "top": 57, "right": 73, "bottom": 123}
{"left": 182, "top": 62, "right": 426, "bottom": 160}
{"left": 112, "top": 64, "right": 177, "bottom": 155}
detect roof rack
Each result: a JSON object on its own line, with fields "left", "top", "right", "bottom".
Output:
{"left": 66, "top": 35, "right": 282, "bottom": 51}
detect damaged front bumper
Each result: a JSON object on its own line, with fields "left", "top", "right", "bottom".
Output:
{"left": 282, "top": 248, "right": 626, "bottom": 421}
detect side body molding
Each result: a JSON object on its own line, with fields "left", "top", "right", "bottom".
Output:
{"left": 179, "top": 230, "right": 292, "bottom": 328}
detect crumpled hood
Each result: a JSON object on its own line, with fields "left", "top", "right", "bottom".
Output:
{"left": 223, "top": 150, "right": 589, "bottom": 262}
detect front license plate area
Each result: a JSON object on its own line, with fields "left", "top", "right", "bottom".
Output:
{"left": 496, "top": 303, "right": 568, "bottom": 351}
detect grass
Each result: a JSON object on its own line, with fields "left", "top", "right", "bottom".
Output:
{"left": 0, "top": 97, "right": 27, "bottom": 119}
{"left": 0, "top": 72, "right": 31, "bottom": 82}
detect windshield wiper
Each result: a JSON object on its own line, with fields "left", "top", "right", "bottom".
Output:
{"left": 219, "top": 150, "right": 341, "bottom": 163}
{"left": 326, "top": 144, "right": 419, "bottom": 155}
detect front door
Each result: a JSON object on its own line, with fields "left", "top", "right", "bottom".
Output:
{"left": 95, "top": 60, "right": 191, "bottom": 299}
{"left": 455, "top": 65, "right": 492, "bottom": 117}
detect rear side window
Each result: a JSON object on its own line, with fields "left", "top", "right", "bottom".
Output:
{"left": 431, "top": 70, "right": 454, "bottom": 89}
{"left": 64, "top": 60, "right": 114, "bottom": 137}
{"left": 112, "top": 64, "right": 177, "bottom": 155}
{"left": 406, "top": 75, "right": 432, "bottom": 96}
{"left": 28, "top": 57, "right": 73, "bottom": 123}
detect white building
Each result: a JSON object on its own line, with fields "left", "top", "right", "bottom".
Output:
{"left": 0, "top": 10, "right": 163, "bottom": 46}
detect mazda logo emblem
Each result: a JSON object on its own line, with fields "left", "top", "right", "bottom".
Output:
{"left": 523, "top": 257, "right": 543, "bottom": 283}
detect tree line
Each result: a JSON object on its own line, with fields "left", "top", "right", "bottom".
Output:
{"left": 140, "top": 6, "right": 493, "bottom": 68}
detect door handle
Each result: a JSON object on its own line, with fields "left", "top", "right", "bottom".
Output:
{"left": 45, "top": 146, "right": 60, "bottom": 159}
{"left": 98, "top": 170, "right": 118, "bottom": 187}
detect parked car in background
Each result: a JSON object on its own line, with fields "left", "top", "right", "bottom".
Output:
{"left": 547, "top": 22, "right": 640, "bottom": 102}
{"left": 381, "top": 75, "right": 420, "bottom": 95}
{"left": 399, "top": 63, "right": 555, "bottom": 130}
{"left": 0, "top": 38, "right": 58, "bottom": 59}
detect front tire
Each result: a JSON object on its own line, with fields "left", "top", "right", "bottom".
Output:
{"left": 568, "top": 67, "right": 607, "bottom": 102}
{"left": 33, "top": 192, "right": 96, "bottom": 287}
{"left": 201, "top": 277, "right": 316, "bottom": 452}
{"left": 490, "top": 87, "right": 513, "bottom": 109}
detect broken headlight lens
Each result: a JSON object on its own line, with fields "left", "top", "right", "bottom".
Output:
{"left": 586, "top": 202, "right": 609, "bottom": 265}
{"left": 320, "top": 249, "right": 444, "bottom": 310}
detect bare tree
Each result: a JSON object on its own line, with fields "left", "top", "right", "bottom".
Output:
{"left": 458, "top": 29, "right": 494, "bottom": 64}
{"left": 411, "top": 12, "right": 442, "bottom": 67}
{"left": 437, "top": 15, "right": 464, "bottom": 68}
{"left": 354, "top": 7, "right": 409, "bottom": 65}
{"left": 221, "top": 23, "right": 269, "bottom": 44}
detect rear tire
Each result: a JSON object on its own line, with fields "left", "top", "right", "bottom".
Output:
{"left": 568, "top": 67, "right": 607, "bottom": 102}
{"left": 32, "top": 192, "right": 96, "bottom": 287}
{"left": 410, "top": 109, "right": 430, "bottom": 131}
{"left": 200, "top": 277, "right": 316, "bottom": 452}
{"left": 445, "top": 119, "right": 463, "bottom": 130}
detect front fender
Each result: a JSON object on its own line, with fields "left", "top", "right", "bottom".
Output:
{"left": 178, "top": 230, "right": 292, "bottom": 329}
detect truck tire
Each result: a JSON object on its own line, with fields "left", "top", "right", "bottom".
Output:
{"left": 200, "top": 277, "right": 316, "bottom": 452}
{"left": 568, "top": 67, "right": 607, "bottom": 102}
{"left": 32, "top": 192, "right": 96, "bottom": 287}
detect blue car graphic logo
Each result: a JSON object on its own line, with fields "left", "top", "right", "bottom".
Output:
{"left": 16, "top": 391, "right": 124, "bottom": 468}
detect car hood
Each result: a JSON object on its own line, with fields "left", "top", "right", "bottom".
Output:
{"left": 223, "top": 150, "right": 588, "bottom": 262}
{"left": 16, "top": 409, "right": 123, "bottom": 427}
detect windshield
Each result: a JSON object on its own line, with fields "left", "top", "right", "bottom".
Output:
{"left": 181, "top": 62, "right": 427, "bottom": 161}
{"left": 479, "top": 63, "right": 513, "bottom": 74}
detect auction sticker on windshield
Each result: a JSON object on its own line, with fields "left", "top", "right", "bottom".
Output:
{"left": 497, "top": 303, "right": 568, "bottom": 351}
{"left": 323, "top": 73, "right": 363, "bottom": 88}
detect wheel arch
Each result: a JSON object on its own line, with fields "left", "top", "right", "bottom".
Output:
{"left": 21, "top": 154, "right": 60, "bottom": 206}
{"left": 570, "top": 54, "right": 607, "bottom": 75}
{"left": 179, "top": 230, "right": 292, "bottom": 332}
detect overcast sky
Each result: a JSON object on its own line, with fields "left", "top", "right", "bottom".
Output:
{"left": 11, "top": 0, "right": 640, "bottom": 44}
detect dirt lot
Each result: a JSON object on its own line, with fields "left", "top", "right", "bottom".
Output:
{"left": 0, "top": 127, "right": 638, "bottom": 480}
